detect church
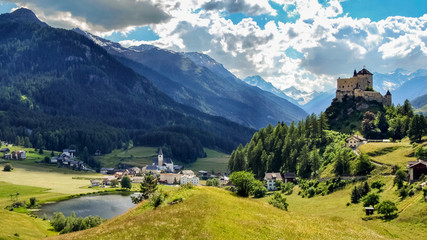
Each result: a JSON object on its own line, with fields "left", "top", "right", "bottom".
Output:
{"left": 335, "top": 68, "right": 391, "bottom": 106}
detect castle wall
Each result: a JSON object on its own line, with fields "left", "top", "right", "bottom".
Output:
{"left": 335, "top": 69, "right": 390, "bottom": 106}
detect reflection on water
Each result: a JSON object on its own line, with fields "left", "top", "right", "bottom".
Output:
{"left": 37, "top": 194, "right": 135, "bottom": 219}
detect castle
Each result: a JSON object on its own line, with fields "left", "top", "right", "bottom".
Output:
{"left": 335, "top": 68, "right": 391, "bottom": 106}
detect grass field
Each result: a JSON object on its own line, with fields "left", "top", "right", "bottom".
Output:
{"left": 177, "top": 148, "right": 230, "bottom": 173}
{"left": 49, "top": 181, "right": 427, "bottom": 240}
{"left": 357, "top": 138, "right": 426, "bottom": 167}
{"left": 97, "top": 147, "right": 230, "bottom": 173}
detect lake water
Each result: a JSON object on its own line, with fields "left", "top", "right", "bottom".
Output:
{"left": 36, "top": 194, "right": 135, "bottom": 219}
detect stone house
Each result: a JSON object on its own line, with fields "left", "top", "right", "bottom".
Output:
{"left": 160, "top": 173, "right": 182, "bottom": 185}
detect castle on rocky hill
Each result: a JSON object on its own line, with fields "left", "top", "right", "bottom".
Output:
{"left": 336, "top": 67, "right": 391, "bottom": 106}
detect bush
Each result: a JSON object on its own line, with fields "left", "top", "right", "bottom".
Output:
{"left": 371, "top": 180, "right": 385, "bottom": 191}
{"left": 269, "top": 192, "right": 288, "bottom": 211}
{"left": 50, "top": 212, "right": 104, "bottom": 234}
{"left": 3, "top": 164, "right": 13, "bottom": 172}
{"left": 251, "top": 180, "right": 267, "bottom": 198}
{"left": 307, "top": 187, "right": 316, "bottom": 198}
{"left": 282, "top": 182, "right": 294, "bottom": 195}
{"left": 110, "top": 179, "right": 119, "bottom": 188}
{"left": 394, "top": 169, "right": 407, "bottom": 189}
{"left": 399, "top": 187, "right": 408, "bottom": 199}
{"left": 362, "top": 192, "right": 380, "bottom": 208}
{"left": 29, "top": 197, "right": 37, "bottom": 206}
{"left": 229, "top": 171, "right": 255, "bottom": 197}
{"left": 150, "top": 191, "right": 165, "bottom": 208}
{"left": 377, "top": 200, "right": 398, "bottom": 219}
{"left": 120, "top": 176, "right": 132, "bottom": 189}
{"left": 206, "top": 178, "right": 220, "bottom": 187}
{"left": 180, "top": 182, "right": 194, "bottom": 189}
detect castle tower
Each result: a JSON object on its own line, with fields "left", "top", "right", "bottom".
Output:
{"left": 384, "top": 90, "right": 392, "bottom": 106}
{"left": 158, "top": 148, "right": 163, "bottom": 166}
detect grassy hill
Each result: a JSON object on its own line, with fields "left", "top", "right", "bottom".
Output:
{"left": 49, "top": 183, "right": 426, "bottom": 240}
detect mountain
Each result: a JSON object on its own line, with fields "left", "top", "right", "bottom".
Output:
{"left": 302, "top": 92, "right": 335, "bottom": 114}
{"left": 0, "top": 9, "right": 255, "bottom": 163}
{"left": 75, "top": 30, "right": 307, "bottom": 129}
{"left": 242, "top": 76, "right": 300, "bottom": 105}
{"left": 391, "top": 76, "right": 427, "bottom": 104}
{"left": 411, "top": 94, "right": 427, "bottom": 109}
{"left": 243, "top": 75, "right": 334, "bottom": 114}
{"left": 372, "top": 69, "right": 427, "bottom": 104}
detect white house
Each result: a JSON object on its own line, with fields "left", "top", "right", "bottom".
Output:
{"left": 345, "top": 135, "right": 366, "bottom": 148}
{"left": 264, "top": 172, "right": 283, "bottom": 191}
{"left": 180, "top": 175, "right": 199, "bottom": 185}
{"left": 90, "top": 179, "right": 101, "bottom": 187}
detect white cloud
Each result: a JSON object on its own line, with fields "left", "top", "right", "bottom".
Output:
{"left": 8, "top": 0, "right": 170, "bottom": 34}
{"left": 7, "top": 0, "right": 427, "bottom": 93}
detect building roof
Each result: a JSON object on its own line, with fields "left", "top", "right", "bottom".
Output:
{"left": 407, "top": 160, "right": 427, "bottom": 169}
{"left": 385, "top": 90, "right": 391, "bottom": 96}
{"left": 146, "top": 165, "right": 158, "bottom": 171}
{"left": 346, "top": 135, "right": 366, "bottom": 142}
{"left": 357, "top": 68, "right": 373, "bottom": 75}
{"left": 264, "top": 172, "right": 283, "bottom": 181}
{"left": 0, "top": 148, "right": 10, "bottom": 152}
{"left": 283, "top": 172, "right": 296, "bottom": 178}
{"left": 158, "top": 148, "right": 163, "bottom": 155}
{"left": 182, "top": 170, "right": 195, "bottom": 176}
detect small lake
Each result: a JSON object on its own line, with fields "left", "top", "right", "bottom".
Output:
{"left": 36, "top": 194, "right": 135, "bottom": 219}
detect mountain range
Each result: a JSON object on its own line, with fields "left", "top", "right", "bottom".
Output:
{"left": 0, "top": 8, "right": 256, "bottom": 162}
{"left": 74, "top": 29, "right": 308, "bottom": 129}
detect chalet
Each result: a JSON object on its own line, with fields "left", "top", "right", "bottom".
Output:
{"left": 346, "top": 135, "right": 366, "bottom": 148}
{"left": 63, "top": 149, "right": 76, "bottom": 158}
{"left": 181, "top": 174, "right": 199, "bottom": 185}
{"left": 264, "top": 173, "right": 283, "bottom": 191}
{"left": 160, "top": 173, "right": 182, "bottom": 185}
{"left": 283, "top": 172, "right": 296, "bottom": 183}
{"left": 407, "top": 160, "right": 427, "bottom": 182}
{"left": 95, "top": 150, "right": 102, "bottom": 156}
{"left": 4, "top": 153, "right": 11, "bottom": 159}
{"left": 90, "top": 179, "right": 101, "bottom": 187}
{"left": 11, "top": 150, "right": 26, "bottom": 160}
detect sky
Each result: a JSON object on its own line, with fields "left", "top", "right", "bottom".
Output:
{"left": 0, "top": 0, "right": 426, "bottom": 93}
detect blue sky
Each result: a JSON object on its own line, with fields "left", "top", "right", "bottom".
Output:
{"left": 0, "top": 0, "right": 426, "bottom": 93}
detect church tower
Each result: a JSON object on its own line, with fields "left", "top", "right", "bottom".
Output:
{"left": 158, "top": 148, "right": 163, "bottom": 166}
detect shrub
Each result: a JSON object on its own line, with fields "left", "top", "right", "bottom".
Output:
{"left": 120, "top": 176, "right": 132, "bottom": 189}
{"left": 282, "top": 182, "right": 294, "bottom": 195}
{"left": 180, "top": 182, "right": 194, "bottom": 189}
{"left": 371, "top": 180, "right": 385, "bottom": 191}
{"left": 362, "top": 192, "right": 380, "bottom": 208}
{"left": 251, "top": 180, "right": 267, "bottom": 198}
{"left": 206, "top": 178, "right": 220, "bottom": 187}
{"left": 394, "top": 169, "right": 407, "bottom": 189}
{"left": 110, "top": 179, "right": 119, "bottom": 188}
{"left": 150, "top": 191, "right": 165, "bottom": 208}
{"left": 307, "top": 187, "right": 316, "bottom": 198}
{"left": 3, "top": 163, "right": 13, "bottom": 172}
{"left": 229, "top": 171, "right": 255, "bottom": 197}
{"left": 377, "top": 200, "right": 398, "bottom": 219}
{"left": 399, "top": 187, "right": 408, "bottom": 199}
{"left": 269, "top": 192, "right": 288, "bottom": 211}
{"left": 50, "top": 212, "right": 104, "bottom": 234}
{"left": 29, "top": 197, "right": 37, "bottom": 206}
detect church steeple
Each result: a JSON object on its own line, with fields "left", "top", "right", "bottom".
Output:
{"left": 353, "top": 69, "right": 357, "bottom": 77}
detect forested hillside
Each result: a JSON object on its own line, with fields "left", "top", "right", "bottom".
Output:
{"left": 0, "top": 9, "right": 254, "bottom": 165}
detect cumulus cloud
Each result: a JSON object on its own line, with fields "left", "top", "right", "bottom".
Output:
{"left": 7, "top": 0, "right": 427, "bottom": 93}
{"left": 9, "top": 0, "right": 170, "bottom": 33}
{"left": 202, "top": 0, "right": 276, "bottom": 16}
